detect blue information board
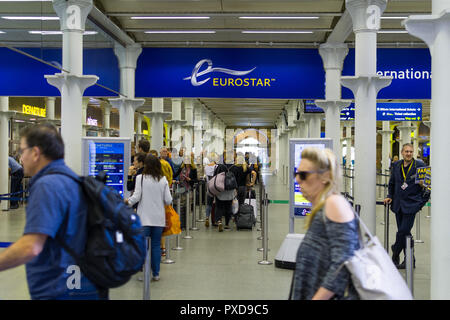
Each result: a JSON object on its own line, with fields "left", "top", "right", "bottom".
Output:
{"left": 376, "top": 102, "right": 422, "bottom": 121}
{"left": 340, "top": 103, "right": 355, "bottom": 120}
{"left": 82, "top": 137, "right": 131, "bottom": 198}
{"left": 304, "top": 99, "right": 324, "bottom": 113}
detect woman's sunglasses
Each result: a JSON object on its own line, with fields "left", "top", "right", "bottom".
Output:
{"left": 294, "top": 170, "right": 325, "bottom": 180}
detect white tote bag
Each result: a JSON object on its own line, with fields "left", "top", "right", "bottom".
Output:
{"left": 343, "top": 213, "right": 413, "bottom": 300}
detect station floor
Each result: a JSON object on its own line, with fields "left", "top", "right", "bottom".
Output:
{"left": 0, "top": 173, "right": 431, "bottom": 300}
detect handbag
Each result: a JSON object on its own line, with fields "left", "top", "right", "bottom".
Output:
{"left": 207, "top": 172, "right": 226, "bottom": 196}
{"left": 339, "top": 212, "right": 413, "bottom": 300}
{"left": 162, "top": 205, "right": 181, "bottom": 237}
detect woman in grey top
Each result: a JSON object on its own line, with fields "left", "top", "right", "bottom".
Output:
{"left": 291, "top": 147, "right": 360, "bottom": 300}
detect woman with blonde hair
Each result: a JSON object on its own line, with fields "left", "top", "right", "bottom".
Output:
{"left": 290, "top": 147, "right": 360, "bottom": 300}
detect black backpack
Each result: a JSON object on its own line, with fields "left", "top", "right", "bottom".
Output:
{"left": 223, "top": 165, "right": 238, "bottom": 190}
{"left": 43, "top": 171, "right": 146, "bottom": 296}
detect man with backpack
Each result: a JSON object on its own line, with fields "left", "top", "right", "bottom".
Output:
{"left": 0, "top": 123, "right": 105, "bottom": 299}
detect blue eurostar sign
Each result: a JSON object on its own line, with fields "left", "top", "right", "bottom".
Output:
{"left": 0, "top": 47, "right": 431, "bottom": 100}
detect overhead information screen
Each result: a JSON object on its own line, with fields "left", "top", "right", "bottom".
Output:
{"left": 82, "top": 138, "right": 131, "bottom": 198}
{"left": 289, "top": 139, "right": 333, "bottom": 219}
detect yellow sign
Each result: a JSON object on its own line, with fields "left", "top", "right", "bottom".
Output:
{"left": 22, "top": 104, "right": 46, "bottom": 117}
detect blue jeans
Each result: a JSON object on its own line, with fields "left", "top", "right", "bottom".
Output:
{"left": 142, "top": 226, "right": 164, "bottom": 277}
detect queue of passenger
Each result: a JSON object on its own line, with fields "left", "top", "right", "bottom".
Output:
{"left": 1, "top": 122, "right": 411, "bottom": 301}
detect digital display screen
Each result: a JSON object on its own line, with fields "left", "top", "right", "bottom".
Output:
{"left": 88, "top": 142, "right": 125, "bottom": 196}
{"left": 293, "top": 143, "right": 327, "bottom": 216}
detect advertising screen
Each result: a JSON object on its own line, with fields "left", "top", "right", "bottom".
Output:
{"left": 82, "top": 138, "right": 131, "bottom": 198}
{"left": 289, "top": 139, "right": 333, "bottom": 219}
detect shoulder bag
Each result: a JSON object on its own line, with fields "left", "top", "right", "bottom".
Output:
{"left": 337, "top": 211, "right": 413, "bottom": 300}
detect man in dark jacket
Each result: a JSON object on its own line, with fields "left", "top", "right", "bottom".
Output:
{"left": 384, "top": 143, "right": 429, "bottom": 269}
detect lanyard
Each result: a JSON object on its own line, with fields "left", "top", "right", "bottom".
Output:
{"left": 401, "top": 159, "right": 414, "bottom": 183}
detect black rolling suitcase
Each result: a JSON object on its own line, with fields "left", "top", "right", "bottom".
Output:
{"left": 235, "top": 198, "right": 256, "bottom": 230}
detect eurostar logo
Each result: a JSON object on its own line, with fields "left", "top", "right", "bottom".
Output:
{"left": 183, "top": 59, "right": 256, "bottom": 86}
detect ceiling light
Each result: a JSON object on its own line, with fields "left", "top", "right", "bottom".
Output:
{"left": 145, "top": 30, "right": 216, "bottom": 34}
{"left": 239, "top": 16, "right": 319, "bottom": 20}
{"left": 242, "top": 31, "right": 314, "bottom": 34}
{"left": 381, "top": 16, "right": 408, "bottom": 20}
{"left": 2, "top": 16, "right": 59, "bottom": 20}
{"left": 0, "top": 31, "right": 5, "bottom": 34}
{"left": 29, "top": 30, "right": 98, "bottom": 35}
{"left": 378, "top": 30, "right": 409, "bottom": 34}
{"left": 131, "top": 16, "right": 210, "bottom": 20}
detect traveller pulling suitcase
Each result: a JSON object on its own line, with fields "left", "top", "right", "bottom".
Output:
{"left": 235, "top": 191, "right": 256, "bottom": 230}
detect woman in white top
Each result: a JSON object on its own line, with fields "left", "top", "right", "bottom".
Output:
{"left": 126, "top": 154, "right": 172, "bottom": 281}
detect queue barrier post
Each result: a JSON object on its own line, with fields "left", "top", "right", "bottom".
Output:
{"left": 426, "top": 201, "right": 431, "bottom": 219}
{"left": 415, "top": 210, "right": 424, "bottom": 244}
{"left": 258, "top": 192, "right": 272, "bottom": 265}
{"left": 384, "top": 203, "right": 390, "bottom": 253}
{"left": 191, "top": 183, "right": 199, "bottom": 231}
{"left": 172, "top": 182, "right": 183, "bottom": 250}
{"left": 143, "top": 237, "right": 151, "bottom": 300}
{"left": 197, "top": 180, "right": 205, "bottom": 222}
{"left": 183, "top": 188, "right": 193, "bottom": 239}
{"left": 162, "top": 235, "right": 175, "bottom": 264}
{"left": 405, "top": 235, "right": 414, "bottom": 296}
{"left": 257, "top": 184, "right": 264, "bottom": 242}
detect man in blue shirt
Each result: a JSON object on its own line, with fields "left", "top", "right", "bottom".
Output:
{"left": 8, "top": 155, "right": 23, "bottom": 209}
{"left": 0, "top": 123, "right": 102, "bottom": 299}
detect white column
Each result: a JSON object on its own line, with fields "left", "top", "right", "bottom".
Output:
{"left": 101, "top": 101, "right": 112, "bottom": 137}
{"left": 341, "top": 0, "right": 392, "bottom": 234}
{"left": 45, "top": 0, "right": 98, "bottom": 174}
{"left": 343, "top": 121, "right": 353, "bottom": 169}
{"left": 404, "top": 0, "right": 450, "bottom": 299}
{"left": 166, "top": 98, "right": 186, "bottom": 153}
{"left": 183, "top": 99, "right": 194, "bottom": 154}
{"left": 397, "top": 120, "right": 415, "bottom": 147}
{"left": 114, "top": 43, "right": 142, "bottom": 100}
{"left": 81, "top": 97, "right": 88, "bottom": 136}
{"left": 202, "top": 109, "right": 212, "bottom": 154}
{"left": 305, "top": 113, "right": 323, "bottom": 138}
{"left": 109, "top": 98, "right": 144, "bottom": 140}
{"left": 145, "top": 98, "right": 170, "bottom": 152}
{"left": 211, "top": 118, "right": 221, "bottom": 155}
{"left": 412, "top": 123, "right": 419, "bottom": 159}
{"left": 287, "top": 101, "right": 297, "bottom": 140}
{"left": 0, "top": 97, "right": 12, "bottom": 211}
{"left": 45, "top": 97, "right": 56, "bottom": 120}
{"left": 378, "top": 121, "right": 393, "bottom": 175}
{"left": 194, "top": 103, "right": 203, "bottom": 159}
{"left": 112, "top": 43, "right": 145, "bottom": 141}
{"left": 315, "top": 43, "right": 352, "bottom": 156}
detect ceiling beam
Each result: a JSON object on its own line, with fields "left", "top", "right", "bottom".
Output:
{"left": 87, "top": 1, "right": 136, "bottom": 47}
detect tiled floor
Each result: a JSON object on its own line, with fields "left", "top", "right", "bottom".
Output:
{"left": 0, "top": 173, "right": 430, "bottom": 300}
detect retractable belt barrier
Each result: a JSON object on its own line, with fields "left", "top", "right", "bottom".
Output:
{"left": 0, "top": 242, "right": 13, "bottom": 248}
{"left": 0, "top": 190, "right": 27, "bottom": 202}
